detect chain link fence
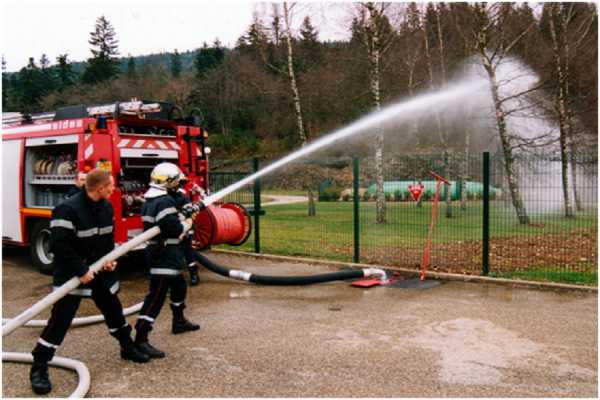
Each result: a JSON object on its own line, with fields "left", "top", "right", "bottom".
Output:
{"left": 209, "top": 152, "right": 597, "bottom": 286}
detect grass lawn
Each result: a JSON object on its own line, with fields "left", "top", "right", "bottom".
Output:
{"left": 490, "top": 270, "right": 598, "bottom": 286}
{"left": 219, "top": 200, "right": 597, "bottom": 284}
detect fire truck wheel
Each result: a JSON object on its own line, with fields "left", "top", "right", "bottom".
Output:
{"left": 30, "top": 220, "right": 54, "bottom": 275}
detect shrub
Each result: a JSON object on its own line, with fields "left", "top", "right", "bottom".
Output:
{"left": 320, "top": 187, "right": 342, "bottom": 202}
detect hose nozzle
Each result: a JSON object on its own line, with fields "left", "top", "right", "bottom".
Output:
{"left": 362, "top": 267, "right": 388, "bottom": 283}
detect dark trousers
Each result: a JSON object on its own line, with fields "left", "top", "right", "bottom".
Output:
{"left": 32, "top": 278, "right": 129, "bottom": 363}
{"left": 134, "top": 274, "right": 187, "bottom": 342}
{"left": 182, "top": 236, "right": 201, "bottom": 266}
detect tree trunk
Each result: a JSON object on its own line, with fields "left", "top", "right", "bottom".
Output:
{"left": 365, "top": 3, "right": 386, "bottom": 224}
{"left": 435, "top": 7, "right": 452, "bottom": 218}
{"left": 460, "top": 125, "right": 470, "bottom": 211}
{"left": 283, "top": 2, "right": 307, "bottom": 146}
{"left": 407, "top": 63, "right": 420, "bottom": 146}
{"left": 308, "top": 189, "right": 316, "bottom": 216}
{"left": 548, "top": 5, "right": 575, "bottom": 218}
{"left": 424, "top": 6, "right": 451, "bottom": 218}
{"left": 480, "top": 55, "right": 530, "bottom": 225}
{"left": 407, "top": 68, "right": 422, "bottom": 206}
{"left": 561, "top": 8, "right": 582, "bottom": 211}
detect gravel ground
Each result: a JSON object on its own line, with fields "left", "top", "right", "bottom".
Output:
{"left": 2, "top": 246, "right": 597, "bottom": 397}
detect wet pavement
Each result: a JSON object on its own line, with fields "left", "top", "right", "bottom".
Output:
{"left": 2, "top": 246, "right": 597, "bottom": 397}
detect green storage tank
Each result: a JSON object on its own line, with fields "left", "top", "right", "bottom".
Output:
{"left": 365, "top": 181, "right": 500, "bottom": 200}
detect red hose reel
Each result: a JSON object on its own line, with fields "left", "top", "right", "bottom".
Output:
{"left": 192, "top": 203, "right": 252, "bottom": 249}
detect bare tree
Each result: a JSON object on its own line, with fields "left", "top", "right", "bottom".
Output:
{"left": 549, "top": 4, "right": 597, "bottom": 212}
{"left": 355, "top": 2, "right": 396, "bottom": 224}
{"left": 253, "top": 3, "right": 308, "bottom": 146}
{"left": 283, "top": 2, "right": 308, "bottom": 146}
{"left": 434, "top": 4, "right": 453, "bottom": 217}
{"left": 547, "top": 4, "right": 575, "bottom": 218}
{"left": 420, "top": 4, "right": 453, "bottom": 216}
{"left": 475, "top": 3, "right": 534, "bottom": 225}
{"left": 399, "top": 3, "right": 424, "bottom": 146}
{"left": 450, "top": 3, "right": 479, "bottom": 212}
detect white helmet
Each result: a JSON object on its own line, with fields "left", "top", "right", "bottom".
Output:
{"left": 150, "top": 162, "right": 184, "bottom": 190}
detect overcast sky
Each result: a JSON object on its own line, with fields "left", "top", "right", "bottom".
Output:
{"left": 1, "top": 0, "right": 351, "bottom": 72}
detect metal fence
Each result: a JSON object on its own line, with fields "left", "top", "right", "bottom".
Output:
{"left": 208, "top": 158, "right": 254, "bottom": 205}
{"left": 209, "top": 152, "right": 598, "bottom": 286}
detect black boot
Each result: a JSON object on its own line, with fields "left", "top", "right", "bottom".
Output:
{"left": 121, "top": 345, "right": 151, "bottom": 363}
{"left": 136, "top": 341, "right": 166, "bottom": 359}
{"left": 30, "top": 361, "right": 52, "bottom": 395}
{"left": 188, "top": 263, "right": 199, "bottom": 286}
{"left": 111, "top": 324, "right": 150, "bottom": 363}
{"left": 172, "top": 319, "right": 201, "bottom": 334}
{"left": 171, "top": 303, "right": 200, "bottom": 334}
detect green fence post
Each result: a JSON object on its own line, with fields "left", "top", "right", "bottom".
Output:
{"left": 353, "top": 156, "right": 360, "bottom": 263}
{"left": 482, "top": 151, "right": 490, "bottom": 276}
{"left": 253, "top": 158, "right": 261, "bottom": 254}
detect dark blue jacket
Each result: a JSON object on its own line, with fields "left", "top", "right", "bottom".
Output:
{"left": 50, "top": 191, "right": 118, "bottom": 296}
{"left": 66, "top": 185, "right": 82, "bottom": 198}
{"left": 142, "top": 192, "right": 185, "bottom": 275}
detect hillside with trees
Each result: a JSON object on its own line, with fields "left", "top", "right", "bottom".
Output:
{"left": 2, "top": 2, "right": 597, "bottom": 163}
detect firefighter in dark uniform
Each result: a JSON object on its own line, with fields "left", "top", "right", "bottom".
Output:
{"left": 134, "top": 163, "right": 200, "bottom": 359}
{"left": 173, "top": 177, "right": 200, "bottom": 286}
{"left": 29, "top": 169, "right": 149, "bottom": 395}
{"left": 66, "top": 171, "right": 87, "bottom": 198}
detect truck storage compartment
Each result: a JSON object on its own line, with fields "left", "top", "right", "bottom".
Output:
{"left": 24, "top": 142, "right": 78, "bottom": 208}
{"left": 119, "top": 157, "right": 165, "bottom": 216}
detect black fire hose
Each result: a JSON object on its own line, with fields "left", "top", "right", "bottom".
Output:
{"left": 195, "top": 252, "right": 387, "bottom": 285}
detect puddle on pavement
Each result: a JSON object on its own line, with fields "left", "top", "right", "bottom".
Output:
{"left": 408, "top": 318, "right": 541, "bottom": 385}
{"left": 405, "top": 316, "right": 597, "bottom": 387}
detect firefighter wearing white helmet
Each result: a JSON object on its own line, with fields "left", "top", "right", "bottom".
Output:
{"left": 133, "top": 162, "right": 200, "bottom": 359}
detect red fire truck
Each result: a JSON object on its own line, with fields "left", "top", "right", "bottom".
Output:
{"left": 2, "top": 100, "right": 212, "bottom": 273}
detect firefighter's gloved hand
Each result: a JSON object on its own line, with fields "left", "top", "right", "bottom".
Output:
{"left": 190, "top": 184, "right": 202, "bottom": 195}
{"left": 181, "top": 202, "right": 204, "bottom": 220}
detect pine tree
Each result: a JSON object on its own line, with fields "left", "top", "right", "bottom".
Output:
{"left": 171, "top": 49, "right": 182, "bottom": 78}
{"left": 39, "top": 54, "right": 56, "bottom": 93}
{"left": 194, "top": 40, "right": 225, "bottom": 78}
{"left": 17, "top": 57, "right": 45, "bottom": 113}
{"left": 56, "top": 54, "right": 75, "bottom": 90}
{"left": 271, "top": 6, "right": 282, "bottom": 46}
{"left": 126, "top": 56, "right": 137, "bottom": 79}
{"left": 236, "top": 14, "right": 269, "bottom": 58}
{"left": 300, "top": 16, "right": 318, "bottom": 44}
{"left": 298, "top": 15, "right": 322, "bottom": 70}
{"left": 82, "top": 15, "right": 120, "bottom": 84}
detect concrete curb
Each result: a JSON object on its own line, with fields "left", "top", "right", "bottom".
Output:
{"left": 210, "top": 249, "right": 598, "bottom": 293}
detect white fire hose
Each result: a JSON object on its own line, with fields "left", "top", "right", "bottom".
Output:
{"left": 2, "top": 221, "right": 191, "bottom": 397}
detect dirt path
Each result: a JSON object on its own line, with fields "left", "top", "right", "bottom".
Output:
{"left": 261, "top": 195, "right": 307, "bottom": 207}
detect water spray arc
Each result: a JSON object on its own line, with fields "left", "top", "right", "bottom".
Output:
{"left": 202, "top": 79, "right": 487, "bottom": 207}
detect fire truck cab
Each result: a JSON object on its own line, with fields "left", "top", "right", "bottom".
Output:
{"left": 2, "top": 100, "right": 210, "bottom": 273}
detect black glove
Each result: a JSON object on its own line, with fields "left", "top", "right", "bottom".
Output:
{"left": 181, "top": 202, "right": 205, "bottom": 219}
